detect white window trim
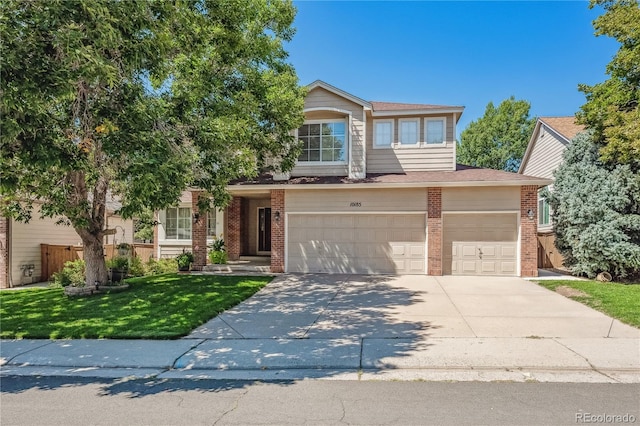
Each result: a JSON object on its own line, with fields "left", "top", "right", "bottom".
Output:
{"left": 296, "top": 118, "right": 348, "bottom": 165}
{"left": 538, "top": 197, "right": 551, "bottom": 226}
{"left": 397, "top": 118, "right": 420, "bottom": 147}
{"left": 424, "top": 117, "right": 447, "bottom": 147}
{"left": 373, "top": 119, "right": 394, "bottom": 149}
{"left": 161, "top": 205, "right": 192, "bottom": 242}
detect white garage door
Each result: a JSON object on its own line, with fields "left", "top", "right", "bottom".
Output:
{"left": 287, "top": 214, "right": 426, "bottom": 274}
{"left": 443, "top": 213, "right": 518, "bottom": 276}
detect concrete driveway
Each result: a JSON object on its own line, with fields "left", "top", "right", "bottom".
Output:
{"left": 188, "top": 274, "right": 637, "bottom": 340}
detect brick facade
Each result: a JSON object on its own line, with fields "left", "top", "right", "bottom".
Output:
{"left": 226, "top": 196, "right": 242, "bottom": 261}
{"left": 520, "top": 185, "right": 538, "bottom": 277}
{"left": 270, "top": 189, "right": 285, "bottom": 273}
{"left": 0, "top": 216, "right": 8, "bottom": 288}
{"left": 191, "top": 191, "right": 207, "bottom": 271}
{"left": 427, "top": 187, "right": 442, "bottom": 276}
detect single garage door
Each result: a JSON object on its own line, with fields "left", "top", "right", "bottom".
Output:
{"left": 443, "top": 213, "right": 518, "bottom": 276}
{"left": 287, "top": 214, "right": 426, "bottom": 274}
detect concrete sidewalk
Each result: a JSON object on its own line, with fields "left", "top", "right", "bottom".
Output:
{"left": 1, "top": 274, "right": 639, "bottom": 383}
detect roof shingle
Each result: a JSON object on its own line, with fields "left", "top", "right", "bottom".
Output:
{"left": 539, "top": 117, "right": 585, "bottom": 141}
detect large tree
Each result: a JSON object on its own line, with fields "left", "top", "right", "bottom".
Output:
{"left": 544, "top": 132, "right": 640, "bottom": 280}
{"left": 0, "top": 0, "right": 305, "bottom": 286}
{"left": 578, "top": 0, "right": 640, "bottom": 170}
{"left": 457, "top": 97, "right": 535, "bottom": 172}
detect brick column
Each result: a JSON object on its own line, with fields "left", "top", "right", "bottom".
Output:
{"left": 226, "top": 197, "right": 242, "bottom": 261}
{"left": 153, "top": 211, "right": 159, "bottom": 260}
{"left": 520, "top": 185, "right": 538, "bottom": 277}
{"left": 427, "top": 188, "right": 442, "bottom": 276}
{"left": 191, "top": 191, "right": 207, "bottom": 271}
{"left": 270, "top": 189, "right": 285, "bottom": 273}
{"left": 0, "top": 216, "right": 8, "bottom": 288}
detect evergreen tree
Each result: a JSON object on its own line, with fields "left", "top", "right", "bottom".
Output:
{"left": 544, "top": 132, "right": 640, "bottom": 279}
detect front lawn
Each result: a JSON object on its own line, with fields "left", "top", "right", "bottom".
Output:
{"left": 0, "top": 274, "right": 272, "bottom": 339}
{"left": 536, "top": 280, "right": 640, "bottom": 328}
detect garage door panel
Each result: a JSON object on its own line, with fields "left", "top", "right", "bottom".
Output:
{"left": 444, "top": 213, "right": 518, "bottom": 276}
{"left": 288, "top": 214, "right": 425, "bottom": 274}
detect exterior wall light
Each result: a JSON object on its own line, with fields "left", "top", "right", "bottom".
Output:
{"left": 274, "top": 211, "right": 281, "bottom": 222}
{"left": 527, "top": 209, "right": 535, "bottom": 220}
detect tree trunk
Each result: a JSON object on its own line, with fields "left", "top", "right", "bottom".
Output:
{"left": 81, "top": 233, "right": 108, "bottom": 286}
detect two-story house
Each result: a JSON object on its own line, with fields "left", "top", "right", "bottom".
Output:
{"left": 155, "top": 81, "right": 550, "bottom": 277}
{"left": 518, "top": 116, "right": 585, "bottom": 268}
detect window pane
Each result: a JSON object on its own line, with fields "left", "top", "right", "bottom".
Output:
{"left": 297, "top": 121, "right": 346, "bottom": 163}
{"left": 375, "top": 122, "right": 392, "bottom": 146}
{"left": 333, "top": 135, "right": 345, "bottom": 149}
{"left": 426, "top": 120, "right": 444, "bottom": 144}
{"left": 400, "top": 121, "right": 418, "bottom": 144}
{"left": 309, "top": 136, "right": 320, "bottom": 149}
{"left": 165, "top": 208, "right": 177, "bottom": 239}
{"left": 309, "top": 124, "right": 320, "bottom": 135}
{"left": 332, "top": 122, "right": 345, "bottom": 135}
{"left": 207, "top": 210, "right": 217, "bottom": 236}
{"left": 309, "top": 149, "right": 320, "bottom": 161}
{"left": 298, "top": 125, "right": 309, "bottom": 137}
{"left": 321, "top": 149, "right": 333, "bottom": 162}
{"left": 322, "top": 123, "right": 333, "bottom": 136}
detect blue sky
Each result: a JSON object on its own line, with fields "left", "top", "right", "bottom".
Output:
{"left": 285, "top": 1, "right": 618, "bottom": 137}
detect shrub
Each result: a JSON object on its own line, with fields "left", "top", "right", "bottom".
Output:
{"left": 544, "top": 132, "right": 640, "bottom": 280}
{"left": 176, "top": 251, "right": 194, "bottom": 269}
{"left": 51, "top": 259, "right": 85, "bottom": 287}
{"left": 208, "top": 250, "right": 228, "bottom": 264}
{"left": 128, "top": 256, "right": 146, "bottom": 277}
{"left": 209, "top": 237, "right": 225, "bottom": 252}
{"left": 107, "top": 255, "right": 129, "bottom": 270}
{"left": 145, "top": 258, "right": 178, "bottom": 275}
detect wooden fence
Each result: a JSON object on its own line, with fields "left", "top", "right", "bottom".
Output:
{"left": 41, "top": 243, "right": 154, "bottom": 281}
{"left": 537, "top": 233, "right": 565, "bottom": 269}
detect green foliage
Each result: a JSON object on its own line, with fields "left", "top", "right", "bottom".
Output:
{"left": 457, "top": 97, "right": 535, "bottom": 172}
{"left": 127, "top": 256, "right": 146, "bottom": 277}
{"left": 145, "top": 258, "right": 178, "bottom": 275}
{"left": 209, "top": 237, "right": 225, "bottom": 252}
{"left": 50, "top": 259, "right": 86, "bottom": 288}
{"left": 578, "top": 0, "right": 640, "bottom": 170}
{"left": 0, "top": 0, "right": 305, "bottom": 286}
{"left": 106, "top": 255, "right": 129, "bottom": 270}
{"left": 209, "top": 250, "right": 228, "bottom": 265}
{"left": 176, "top": 251, "right": 195, "bottom": 268}
{"left": 544, "top": 132, "right": 640, "bottom": 279}
{"left": 0, "top": 274, "right": 272, "bottom": 339}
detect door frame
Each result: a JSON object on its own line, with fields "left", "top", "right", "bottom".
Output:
{"left": 256, "top": 207, "right": 272, "bottom": 255}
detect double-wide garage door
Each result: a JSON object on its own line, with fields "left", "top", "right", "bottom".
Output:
{"left": 443, "top": 213, "right": 518, "bottom": 276}
{"left": 287, "top": 214, "right": 426, "bottom": 274}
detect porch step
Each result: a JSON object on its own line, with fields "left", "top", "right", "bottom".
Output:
{"left": 202, "top": 262, "right": 271, "bottom": 273}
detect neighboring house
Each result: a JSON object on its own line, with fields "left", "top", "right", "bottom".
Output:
{"left": 518, "top": 116, "right": 585, "bottom": 268}
{"left": 155, "top": 80, "right": 550, "bottom": 277}
{"left": 0, "top": 201, "right": 134, "bottom": 288}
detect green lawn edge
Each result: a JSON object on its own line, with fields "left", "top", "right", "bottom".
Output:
{"left": 0, "top": 273, "right": 273, "bottom": 340}
{"left": 535, "top": 279, "right": 640, "bottom": 328}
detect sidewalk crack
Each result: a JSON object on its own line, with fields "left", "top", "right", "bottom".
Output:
{"left": 434, "top": 276, "right": 478, "bottom": 338}
{"left": 211, "top": 387, "right": 249, "bottom": 426}
{"left": 552, "top": 338, "right": 620, "bottom": 382}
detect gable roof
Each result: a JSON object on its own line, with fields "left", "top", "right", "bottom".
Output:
{"left": 306, "top": 80, "right": 464, "bottom": 118}
{"left": 306, "top": 80, "right": 372, "bottom": 109}
{"left": 518, "top": 116, "right": 585, "bottom": 174}
{"left": 539, "top": 117, "right": 585, "bottom": 142}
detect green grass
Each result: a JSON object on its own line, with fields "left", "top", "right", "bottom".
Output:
{"left": 536, "top": 280, "right": 640, "bottom": 328}
{"left": 0, "top": 274, "right": 272, "bottom": 339}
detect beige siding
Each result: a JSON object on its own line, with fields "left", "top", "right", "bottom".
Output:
{"left": 366, "top": 113, "right": 456, "bottom": 173}
{"left": 104, "top": 215, "right": 135, "bottom": 247}
{"left": 9, "top": 205, "right": 134, "bottom": 285}
{"left": 285, "top": 188, "right": 427, "bottom": 213}
{"left": 521, "top": 128, "right": 567, "bottom": 180}
{"left": 442, "top": 187, "right": 520, "bottom": 212}
{"left": 292, "top": 87, "right": 365, "bottom": 178}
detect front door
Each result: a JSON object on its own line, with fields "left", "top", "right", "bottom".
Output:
{"left": 257, "top": 207, "right": 271, "bottom": 254}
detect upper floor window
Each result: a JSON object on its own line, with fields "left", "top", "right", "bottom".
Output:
{"left": 297, "top": 120, "right": 346, "bottom": 163}
{"left": 538, "top": 197, "right": 550, "bottom": 225}
{"left": 398, "top": 119, "right": 419, "bottom": 146}
{"left": 425, "top": 118, "right": 446, "bottom": 145}
{"left": 373, "top": 120, "right": 393, "bottom": 148}
{"left": 165, "top": 207, "right": 191, "bottom": 240}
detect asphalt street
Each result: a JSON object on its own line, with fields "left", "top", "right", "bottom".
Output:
{"left": 1, "top": 376, "right": 638, "bottom": 425}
